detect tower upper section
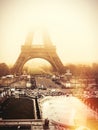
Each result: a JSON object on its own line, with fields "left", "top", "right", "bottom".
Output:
{"left": 24, "top": 29, "right": 53, "bottom": 46}
{"left": 25, "top": 32, "right": 34, "bottom": 46}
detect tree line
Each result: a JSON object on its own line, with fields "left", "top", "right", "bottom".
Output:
{"left": 0, "top": 63, "right": 10, "bottom": 77}
{"left": 64, "top": 63, "right": 98, "bottom": 84}
{"left": 0, "top": 63, "right": 98, "bottom": 82}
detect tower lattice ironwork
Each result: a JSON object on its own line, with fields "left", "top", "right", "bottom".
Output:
{"left": 12, "top": 30, "right": 64, "bottom": 74}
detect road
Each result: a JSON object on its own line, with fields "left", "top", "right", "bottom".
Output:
{"left": 35, "top": 77, "right": 60, "bottom": 88}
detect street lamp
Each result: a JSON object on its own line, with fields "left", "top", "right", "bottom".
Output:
{"left": 65, "top": 69, "right": 72, "bottom": 88}
{"left": 26, "top": 82, "right": 32, "bottom": 88}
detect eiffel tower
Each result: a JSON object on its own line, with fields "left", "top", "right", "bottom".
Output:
{"left": 12, "top": 30, "right": 64, "bottom": 74}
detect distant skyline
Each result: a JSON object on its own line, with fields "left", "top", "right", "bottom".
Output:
{"left": 0, "top": 0, "right": 98, "bottom": 66}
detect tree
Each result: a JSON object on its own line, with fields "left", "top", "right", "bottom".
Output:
{"left": 0, "top": 63, "right": 10, "bottom": 77}
{"left": 92, "top": 63, "right": 98, "bottom": 84}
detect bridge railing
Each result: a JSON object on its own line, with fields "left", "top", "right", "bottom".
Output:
{"left": 0, "top": 119, "right": 44, "bottom": 126}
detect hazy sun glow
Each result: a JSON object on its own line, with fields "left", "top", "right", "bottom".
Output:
{"left": 0, "top": 0, "right": 98, "bottom": 65}
{"left": 23, "top": 58, "right": 52, "bottom": 74}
